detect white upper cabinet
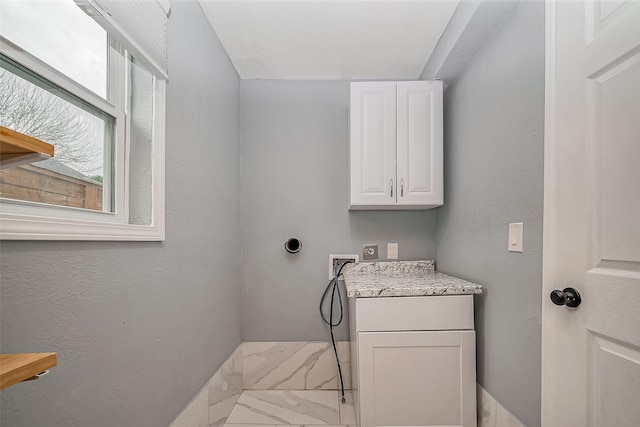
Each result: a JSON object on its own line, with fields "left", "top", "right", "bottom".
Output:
{"left": 349, "top": 81, "right": 443, "bottom": 210}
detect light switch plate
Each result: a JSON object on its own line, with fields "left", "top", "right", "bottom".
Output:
{"left": 387, "top": 243, "right": 399, "bottom": 259}
{"left": 508, "top": 222, "right": 524, "bottom": 252}
{"left": 363, "top": 244, "right": 378, "bottom": 260}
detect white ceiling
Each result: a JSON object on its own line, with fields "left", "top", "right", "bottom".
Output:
{"left": 198, "top": 0, "right": 460, "bottom": 80}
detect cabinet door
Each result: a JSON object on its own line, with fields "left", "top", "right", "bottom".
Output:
{"left": 396, "top": 81, "right": 443, "bottom": 208}
{"left": 358, "top": 330, "right": 476, "bottom": 427}
{"left": 350, "top": 82, "right": 397, "bottom": 208}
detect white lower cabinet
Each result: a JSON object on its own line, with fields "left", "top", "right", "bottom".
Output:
{"left": 349, "top": 296, "right": 477, "bottom": 427}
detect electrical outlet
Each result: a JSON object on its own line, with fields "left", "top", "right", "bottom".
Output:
{"left": 328, "top": 254, "right": 359, "bottom": 279}
{"left": 363, "top": 244, "right": 378, "bottom": 260}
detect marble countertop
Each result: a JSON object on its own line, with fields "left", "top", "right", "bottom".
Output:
{"left": 342, "top": 260, "right": 483, "bottom": 298}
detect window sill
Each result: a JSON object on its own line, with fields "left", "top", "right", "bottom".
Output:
{"left": 0, "top": 212, "right": 165, "bottom": 241}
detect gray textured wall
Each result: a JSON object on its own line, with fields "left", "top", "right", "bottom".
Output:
{"left": 433, "top": 1, "right": 544, "bottom": 426}
{"left": 0, "top": 2, "right": 242, "bottom": 426}
{"left": 240, "top": 80, "right": 437, "bottom": 341}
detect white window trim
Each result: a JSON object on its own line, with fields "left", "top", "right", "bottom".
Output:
{"left": 0, "top": 38, "right": 165, "bottom": 241}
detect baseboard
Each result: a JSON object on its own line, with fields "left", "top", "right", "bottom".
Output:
{"left": 170, "top": 344, "right": 527, "bottom": 427}
{"left": 168, "top": 341, "right": 349, "bottom": 427}
{"left": 477, "top": 384, "right": 527, "bottom": 427}
{"left": 169, "top": 344, "right": 243, "bottom": 427}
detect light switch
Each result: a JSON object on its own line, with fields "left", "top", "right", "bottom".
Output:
{"left": 508, "top": 222, "right": 523, "bottom": 252}
{"left": 387, "top": 243, "right": 399, "bottom": 259}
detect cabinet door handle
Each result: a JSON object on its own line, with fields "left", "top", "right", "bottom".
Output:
{"left": 400, "top": 178, "right": 404, "bottom": 197}
{"left": 390, "top": 179, "right": 393, "bottom": 198}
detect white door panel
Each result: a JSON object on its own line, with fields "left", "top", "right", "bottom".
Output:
{"left": 589, "top": 333, "right": 640, "bottom": 427}
{"left": 588, "top": 52, "right": 640, "bottom": 263}
{"left": 544, "top": 1, "right": 640, "bottom": 425}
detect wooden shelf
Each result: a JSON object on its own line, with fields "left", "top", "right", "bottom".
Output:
{"left": 0, "top": 126, "right": 54, "bottom": 168}
{"left": 0, "top": 353, "right": 57, "bottom": 390}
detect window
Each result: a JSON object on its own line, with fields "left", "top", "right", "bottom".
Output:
{"left": 0, "top": 0, "right": 168, "bottom": 240}
{"left": 1, "top": 53, "right": 117, "bottom": 213}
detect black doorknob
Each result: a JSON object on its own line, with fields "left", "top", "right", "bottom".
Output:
{"left": 550, "top": 287, "right": 582, "bottom": 308}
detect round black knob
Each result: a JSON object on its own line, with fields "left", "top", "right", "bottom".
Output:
{"left": 550, "top": 287, "right": 581, "bottom": 308}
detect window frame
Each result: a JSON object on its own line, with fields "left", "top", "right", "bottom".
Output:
{"left": 0, "top": 37, "right": 165, "bottom": 241}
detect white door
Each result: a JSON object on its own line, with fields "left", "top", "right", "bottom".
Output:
{"left": 358, "top": 331, "right": 476, "bottom": 427}
{"left": 543, "top": 1, "right": 640, "bottom": 426}
{"left": 396, "top": 81, "right": 443, "bottom": 208}
{"left": 349, "top": 82, "right": 397, "bottom": 208}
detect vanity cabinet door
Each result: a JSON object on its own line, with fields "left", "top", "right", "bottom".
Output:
{"left": 358, "top": 330, "right": 476, "bottom": 427}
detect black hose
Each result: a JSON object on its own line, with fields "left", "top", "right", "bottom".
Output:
{"left": 320, "top": 260, "right": 353, "bottom": 403}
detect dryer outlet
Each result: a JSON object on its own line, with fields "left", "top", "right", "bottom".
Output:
{"left": 328, "top": 254, "right": 359, "bottom": 279}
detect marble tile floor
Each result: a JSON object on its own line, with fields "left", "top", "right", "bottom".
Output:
{"left": 224, "top": 390, "right": 356, "bottom": 427}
